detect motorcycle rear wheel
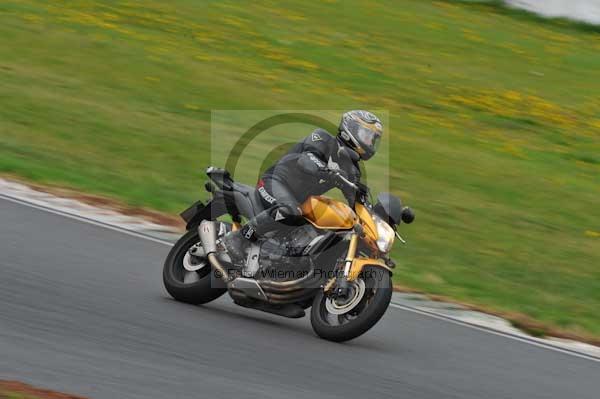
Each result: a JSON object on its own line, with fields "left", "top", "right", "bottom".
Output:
{"left": 310, "top": 266, "right": 392, "bottom": 342}
{"left": 163, "top": 230, "right": 226, "bottom": 304}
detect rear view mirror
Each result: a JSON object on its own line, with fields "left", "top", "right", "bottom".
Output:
{"left": 401, "top": 207, "right": 415, "bottom": 224}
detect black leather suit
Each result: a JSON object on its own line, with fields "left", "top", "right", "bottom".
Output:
{"left": 243, "top": 129, "right": 362, "bottom": 239}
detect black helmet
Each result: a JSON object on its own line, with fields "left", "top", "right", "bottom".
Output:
{"left": 338, "top": 110, "right": 383, "bottom": 160}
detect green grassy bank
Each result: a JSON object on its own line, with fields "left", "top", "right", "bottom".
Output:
{"left": 1, "top": 0, "right": 599, "bottom": 338}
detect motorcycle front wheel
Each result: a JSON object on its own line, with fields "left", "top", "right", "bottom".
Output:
{"left": 163, "top": 230, "right": 226, "bottom": 304}
{"left": 310, "top": 266, "right": 392, "bottom": 342}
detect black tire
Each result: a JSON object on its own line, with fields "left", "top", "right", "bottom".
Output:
{"left": 310, "top": 267, "right": 392, "bottom": 342}
{"left": 163, "top": 230, "right": 226, "bottom": 304}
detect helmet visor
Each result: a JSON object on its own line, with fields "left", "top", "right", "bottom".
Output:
{"left": 356, "top": 124, "right": 382, "bottom": 153}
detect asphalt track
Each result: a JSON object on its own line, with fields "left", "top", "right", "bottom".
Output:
{"left": 1, "top": 197, "right": 598, "bottom": 399}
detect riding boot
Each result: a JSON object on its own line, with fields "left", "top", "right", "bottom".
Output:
{"left": 222, "top": 207, "right": 285, "bottom": 263}
{"left": 222, "top": 228, "right": 253, "bottom": 263}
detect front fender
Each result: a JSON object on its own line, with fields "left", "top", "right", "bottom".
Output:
{"left": 347, "top": 257, "right": 393, "bottom": 281}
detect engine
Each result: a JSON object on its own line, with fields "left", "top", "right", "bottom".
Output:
{"left": 258, "top": 224, "right": 324, "bottom": 281}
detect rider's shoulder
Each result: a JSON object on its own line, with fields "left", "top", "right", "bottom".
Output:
{"left": 304, "top": 129, "right": 335, "bottom": 146}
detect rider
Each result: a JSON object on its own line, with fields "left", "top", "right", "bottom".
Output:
{"left": 224, "top": 110, "right": 383, "bottom": 262}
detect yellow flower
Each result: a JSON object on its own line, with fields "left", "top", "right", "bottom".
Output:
{"left": 503, "top": 90, "right": 522, "bottom": 102}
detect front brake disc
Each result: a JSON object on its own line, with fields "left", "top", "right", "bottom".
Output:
{"left": 325, "top": 279, "right": 366, "bottom": 315}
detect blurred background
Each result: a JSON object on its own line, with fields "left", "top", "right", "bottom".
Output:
{"left": 1, "top": 0, "right": 599, "bottom": 341}
{"left": 507, "top": 0, "right": 600, "bottom": 24}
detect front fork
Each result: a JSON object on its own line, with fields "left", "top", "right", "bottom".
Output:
{"left": 332, "top": 233, "right": 359, "bottom": 298}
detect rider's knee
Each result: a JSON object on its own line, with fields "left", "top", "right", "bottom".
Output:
{"left": 270, "top": 203, "right": 301, "bottom": 219}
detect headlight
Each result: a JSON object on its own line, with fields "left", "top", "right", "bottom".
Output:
{"left": 374, "top": 214, "right": 395, "bottom": 253}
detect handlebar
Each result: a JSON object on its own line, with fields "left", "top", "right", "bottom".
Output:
{"left": 327, "top": 169, "right": 371, "bottom": 206}
{"left": 334, "top": 171, "right": 359, "bottom": 191}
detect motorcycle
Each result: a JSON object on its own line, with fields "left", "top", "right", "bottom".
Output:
{"left": 163, "top": 166, "right": 414, "bottom": 342}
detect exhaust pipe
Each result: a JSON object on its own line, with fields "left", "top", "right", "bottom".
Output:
{"left": 259, "top": 269, "right": 316, "bottom": 290}
{"left": 198, "top": 220, "right": 229, "bottom": 283}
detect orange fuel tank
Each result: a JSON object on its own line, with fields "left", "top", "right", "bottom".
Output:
{"left": 301, "top": 196, "right": 357, "bottom": 230}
